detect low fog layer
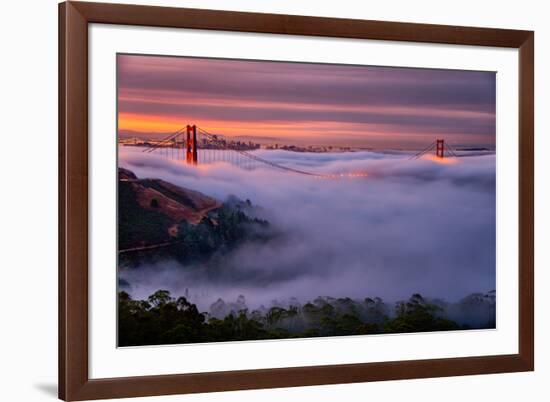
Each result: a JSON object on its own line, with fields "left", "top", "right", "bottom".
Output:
{"left": 118, "top": 146, "right": 496, "bottom": 311}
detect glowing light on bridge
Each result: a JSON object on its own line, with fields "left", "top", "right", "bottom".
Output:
{"left": 314, "top": 172, "right": 370, "bottom": 179}
{"left": 422, "top": 154, "right": 458, "bottom": 165}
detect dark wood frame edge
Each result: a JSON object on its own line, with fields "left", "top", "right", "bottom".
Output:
{"left": 59, "top": 1, "right": 534, "bottom": 400}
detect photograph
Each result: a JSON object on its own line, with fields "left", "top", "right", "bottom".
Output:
{"left": 116, "top": 54, "right": 497, "bottom": 347}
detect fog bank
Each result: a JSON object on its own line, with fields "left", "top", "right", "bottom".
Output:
{"left": 119, "top": 146, "right": 496, "bottom": 311}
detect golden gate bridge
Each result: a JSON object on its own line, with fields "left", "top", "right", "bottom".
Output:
{"left": 140, "top": 124, "right": 461, "bottom": 178}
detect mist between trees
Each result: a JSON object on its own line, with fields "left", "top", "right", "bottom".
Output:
{"left": 118, "top": 289, "right": 495, "bottom": 346}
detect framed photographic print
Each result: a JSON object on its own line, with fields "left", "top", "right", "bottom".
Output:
{"left": 59, "top": 1, "right": 534, "bottom": 400}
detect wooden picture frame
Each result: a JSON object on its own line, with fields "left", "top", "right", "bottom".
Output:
{"left": 59, "top": 1, "right": 534, "bottom": 400}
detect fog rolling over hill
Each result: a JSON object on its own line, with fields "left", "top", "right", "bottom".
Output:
{"left": 118, "top": 146, "right": 496, "bottom": 314}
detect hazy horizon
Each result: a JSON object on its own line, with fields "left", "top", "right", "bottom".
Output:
{"left": 117, "top": 54, "right": 496, "bottom": 149}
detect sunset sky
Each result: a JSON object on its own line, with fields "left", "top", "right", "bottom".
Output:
{"left": 117, "top": 54, "right": 496, "bottom": 149}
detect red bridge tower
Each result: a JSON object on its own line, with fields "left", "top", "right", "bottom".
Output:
{"left": 186, "top": 124, "right": 198, "bottom": 164}
{"left": 436, "top": 139, "right": 445, "bottom": 158}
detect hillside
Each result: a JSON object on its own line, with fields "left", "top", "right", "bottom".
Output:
{"left": 118, "top": 168, "right": 271, "bottom": 266}
{"left": 118, "top": 167, "right": 221, "bottom": 251}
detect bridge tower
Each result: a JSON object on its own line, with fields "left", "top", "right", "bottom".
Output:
{"left": 186, "top": 124, "right": 198, "bottom": 164}
{"left": 192, "top": 125, "right": 198, "bottom": 164}
{"left": 436, "top": 139, "right": 445, "bottom": 158}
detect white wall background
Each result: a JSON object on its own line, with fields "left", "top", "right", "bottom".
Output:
{"left": 0, "top": 0, "right": 546, "bottom": 401}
